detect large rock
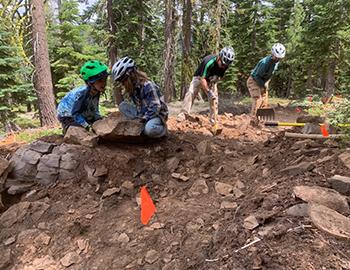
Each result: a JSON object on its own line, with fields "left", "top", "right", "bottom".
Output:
{"left": 10, "top": 160, "right": 37, "bottom": 180}
{"left": 293, "top": 185, "right": 349, "bottom": 214}
{"left": 296, "top": 115, "right": 325, "bottom": 124}
{"left": 0, "top": 157, "right": 12, "bottom": 188}
{"left": 64, "top": 126, "right": 99, "bottom": 147}
{"left": 93, "top": 112, "right": 144, "bottom": 141}
{"left": 22, "top": 149, "right": 42, "bottom": 165}
{"left": 36, "top": 161, "right": 59, "bottom": 186}
{"left": 10, "top": 147, "right": 38, "bottom": 180}
{"left": 328, "top": 175, "right": 350, "bottom": 196}
{"left": 338, "top": 152, "right": 350, "bottom": 170}
{"left": 0, "top": 201, "right": 31, "bottom": 227}
{"left": 7, "top": 182, "right": 34, "bottom": 195}
{"left": 280, "top": 162, "right": 315, "bottom": 175}
{"left": 39, "top": 154, "right": 60, "bottom": 168}
{"left": 0, "top": 201, "right": 50, "bottom": 228}
{"left": 29, "top": 141, "right": 55, "bottom": 154}
{"left": 301, "top": 124, "right": 321, "bottom": 135}
{"left": 309, "top": 204, "right": 350, "bottom": 239}
{"left": 60, "top": 153, "right": 79, "bottom": 170}
{"left": 58, "top": 169, "right": 76, "bottom": 181}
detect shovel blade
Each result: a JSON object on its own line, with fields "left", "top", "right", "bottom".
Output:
{"left": 211, "top": 124, "right": 223, "bottom": 136}
{"left": 256, "top": 108, "right": 275, "bottom": 121}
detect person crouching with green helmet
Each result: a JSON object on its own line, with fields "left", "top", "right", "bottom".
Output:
{"left": 57, "top": 60, "right": 109, "bottom": 134}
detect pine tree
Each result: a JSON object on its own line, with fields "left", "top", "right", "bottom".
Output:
{"left": 0, "top": 19, "right": 23, "bottom": 128}
{"left": 49, "top": 0, "right": 106, "bottom": 98}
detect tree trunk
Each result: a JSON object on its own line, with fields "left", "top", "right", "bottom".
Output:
{"left": 107, "top": 0, "right": 119, "bottom": 104}
{"left": 180, "top": 0, "right": 192, "bottom": 100}
{"left": 163, "top": 0, "right": 176, "bottom": 102}
{"left": 139, "top": 0, "right": 145, "bottom": 55}
{"left": 31, "top": 0, "right": 58, "bottom": 126}
{"left": 306, "top": 67, "right": 313, "bottom": 92}
{"left": 215, "top": 0, "right": 222, "bottom": 51}
{"left": 323, "top": 59, "right": 337, "bottom": 104}
{"left": 286, "top": 65, "right": 292, "bottom": 98}
{"left": 251, "top": 0, "right": 258, "bottom": 51}
{"left": 107, "top": 0, "right": 117, "bottom": 67}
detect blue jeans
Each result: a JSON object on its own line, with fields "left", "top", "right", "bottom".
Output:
{"left": 119, "top": 102, "right": 167, "bottom": 138}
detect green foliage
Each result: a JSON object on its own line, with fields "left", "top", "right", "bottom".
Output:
{"left": 48, "top": 0, "right": 107, "bottom": 96}
{"left": 0, "top": 18, "right": 31, "bottom": 126}
{"left": 328, "top": 99, "right": 350, "bottom": 127}
{"left": 16, "top": 128, "right": 62, "bottom": 143}
{"left": 14, "top": 115, "right": 41, "bottom": 129}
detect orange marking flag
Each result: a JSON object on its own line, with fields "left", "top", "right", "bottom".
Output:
{"left": 140, "top": 186, "right": 157, "bottom": 225}
{"left": 320, "top": 124, "right": 329, "bottom": 137}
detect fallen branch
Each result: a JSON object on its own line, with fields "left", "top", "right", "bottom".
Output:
{"left": 284, "top": 132, "right": 345, "bottom": 139}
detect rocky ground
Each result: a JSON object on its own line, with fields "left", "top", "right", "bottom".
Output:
{"left": 1, "top": 103, "right": 350, "bottom": 270}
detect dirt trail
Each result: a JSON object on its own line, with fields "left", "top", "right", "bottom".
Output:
{"left": 1, "top": 107, "right": 350, "bottom": 270}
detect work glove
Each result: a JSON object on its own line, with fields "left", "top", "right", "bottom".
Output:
{"left": 138, "top": 117, "right": 147, "bottom": 123}
{"left": 85, "top": 125, "right": 92, "bottom": 132}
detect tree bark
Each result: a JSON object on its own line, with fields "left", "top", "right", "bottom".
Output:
{"left": 107, "top": 0, "right": 119, "bottom": 104}
{"left": 139, "top": 0, "right": 145, "bottom": 55}
{"left": 163, "top": 0, "right": 176, "bottom": 102}
{"left": 322, "top": 59, "right": 336, "bottom": 104}
{"left": 251, "top": 0, "right": 258, "bottom": 51}
{"left": 215, "top": 0, "right": 222, "bottom": 51}
{"left": 31, "top": 0, "right": 58, "bottom": 126}
{"left": 180, "top": 0, "right": 192, "bottom": 100}
{"left": 286, "top": 65, "right": 292, "bottom": 98}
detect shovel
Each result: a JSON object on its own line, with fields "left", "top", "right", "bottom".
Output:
{"left": 256, "top": 108, "right": 275, "bottom": 121}
{"left": 211, "top": 96, "right": 223, "bottom": 136}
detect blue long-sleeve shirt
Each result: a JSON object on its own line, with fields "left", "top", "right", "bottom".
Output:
{"left": 131, "top": 81, "right": 168, "bottom": 122}
{"left": 57, "top": 86, "right": 102, "bottom": 128}
{"left": 251, "top": 55, "right": 279, "bottom": 87}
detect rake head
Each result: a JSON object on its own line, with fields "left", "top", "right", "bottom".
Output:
{"left": 256, "top": 108, "right": 275, "bottom": 121}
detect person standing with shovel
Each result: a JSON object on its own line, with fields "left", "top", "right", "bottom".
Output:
{"left": 247, "top": 43, "right": 286, "bottom": 120}
{"left": 177, "top": 47, "right": 235, "bottom": 134}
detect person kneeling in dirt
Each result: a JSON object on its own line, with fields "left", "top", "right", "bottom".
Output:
{"left": 112, "top": 57, "right": 168, "bottom": 138}
{"left": 57, "top": 60, "right": 109, "bottom": 134}
{"left": 247, "top": 43, "right": 286, "bottom": 116}
{"left": 177, "top": 47, "right": 235, "bottom": 124}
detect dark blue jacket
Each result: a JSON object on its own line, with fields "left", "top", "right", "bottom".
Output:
{"left": 57, "top": 86, "right": 101, "bottom": 128}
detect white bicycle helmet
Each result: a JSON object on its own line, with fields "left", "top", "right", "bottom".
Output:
{"left": 271, "top": 43, "right": 286, "bottom": 59}
{"left": 219, "top": 47, "right": 235, "bottom": 65}
{"left": 112, "top": 56, "right": 136, "bottom": 82}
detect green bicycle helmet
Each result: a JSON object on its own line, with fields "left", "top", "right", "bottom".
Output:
{"left": 80, "top": 60, "right": 109, "bottom": 83}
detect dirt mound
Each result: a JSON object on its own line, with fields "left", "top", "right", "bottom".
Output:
{"left": 1, "top": 112, "right": 350, "bottom": 269}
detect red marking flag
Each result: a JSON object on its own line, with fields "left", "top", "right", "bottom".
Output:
{"left": 320, "top": 124, "right": 329, "bottom": 137}
{"left": 140, "top": 186, "right": 156, "bottom": 225}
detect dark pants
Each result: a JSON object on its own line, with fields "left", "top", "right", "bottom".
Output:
{"left": 58, "top": 116, "right": 81, "bottom": 135}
